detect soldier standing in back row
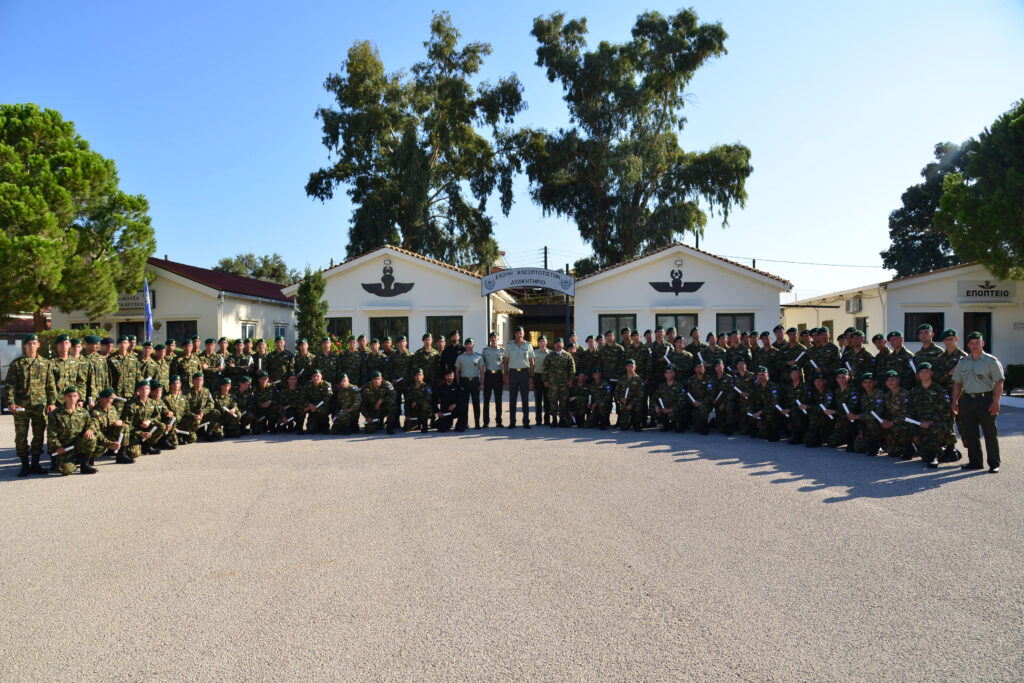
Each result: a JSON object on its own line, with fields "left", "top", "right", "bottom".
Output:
{"left": 5, "top": 334, "right": 57, "bottom": 476}
{"left": 454, "top": 338, "right": 484, "bottom": 429}
{"left": 480, "top": 332, "right": 505, "bottom": 427}
{"left": 543, "top": 337, "right": 575, "bottom": 427}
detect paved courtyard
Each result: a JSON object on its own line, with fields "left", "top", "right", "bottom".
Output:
{"left": 1, "top": 399, "right": 1022, "bottom": 680}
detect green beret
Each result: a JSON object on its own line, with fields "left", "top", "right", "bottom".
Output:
{"left": 128, "top": 335, "right": 137, "bottom": 341}
{"left": 83, "top": 335, "right": 101, "bottom": 344}
{"left": 397, "top": 335, "right": 407, "bottom": 342}
{"left": 154, "top": 344, "right": 166, "bottom": 350}
{"left": 566, "top": 342, "right": 576, "bottom": 349}
{"left": 370, "top": 370, "right": 382, "bottom": 378}
{"left": 190, "top": 334, "right": 200, "bottom": 341}
{"left": 917, "top": 362, "right": 932, "bottom": 371}
{"left": 655, "top": 325, "right": 664, "bottom": 332}
{"left": 712, "top": 358, "right": 724, "bottom": 366}
{"left": 204, "top": 338, "right": 216, "bottom": 344}
{"left": 553, "top": 337, "right": 562, "bottom": 344}
{"left": 940, "top": 328, "right": 958, "bottom": 340}
{"left": 883, "top": 370, "right": 899, "bottom": 378}
{"left": 819, "top": 326, "right": 830, "bottom": 334}
{"left": 916, "top": 323, "right": 933, "bottom": 332}
{"left": 256, "top": 370, "right": 269, "bottom": 378}
{"left": 538, "top": 335, "right": 547, "bottom": 341}
{"left": 625, "top": 358, "right": 636, "bottom": 366}
{"left": 135, "top": 379, "right": 150, "bottom": 389}
{"left": 63, "top": 386, "right": 79, "bottom": 395}
{"left": 98, "top": 387, "right": 115, "bottom": 398}
{"left": 851, "top": 329, "right": 864, "bottom": 337}
{"left": 274, "top": 336, "right": 284, "bottom": 342}
{"left": 966, "top": 331, "right": 984, "bottom": 341}
{"left": 887, "top": 330, "right": 903, "bottom": 339}
{"left": 619, "top": 327, "right": 630, "bottom": 335}
{"left": 370, "top": 337, "right": 379, "bottom": 344}
{"left": 835, "top": 367, "right": 849, "bottom": 376}
{"left": 464, "top": 337, "right": 475, "bottom": 345}
{"left": 728, "top": 329, "right": 739, "bottom": 336}
{"left": 382, "top": 335, "right": 391, "bottom": 342}
{"left": 286, "top": 372, "right": 297, "bottom": 379}
{"left": 811, "top": 372, "right": 825, "bottom": 381}
{"left": 239, "top": 375, "right": 251, "bottom": 383}
{"left": 690, "top": 327, "right": 700, "bottom": 335}
{"left": 298, "top": 338, "right": 308, "bottom": 345}
{"left": 741, "top": 331, "right": 751, "bottom": 337}
{"left": 220, "top": 378, "right": 232, "bottom": 385}
{"left": 773, "top": 325, "right": 785, "bottom": 332}
{"left": 786, "top": 327, "right": 797, "bottom": 333}
{"left": 55, "top": 333, "right": 70, "bottom": 343}
{"left": 141, "top": 340, "right": 152, "bottom": 347}
{"left": 311, "top": 368, "right": 322, "bottom": 375}
{"left": 234, "top": 339, "right": 243, "bottom": 345}
{"left": 150, "top": 380, "right": 163, "bottom": 390}
{"left": 860, "top": 373, "right": 874, "bottom": 381}
{"left": 592, "top": 367, "right": 602, "bottom": 374}
{"left": 799, "top": 329, "right": 811, "bottom": 336}
{"left": 665, "top": 326, "right": 675, "bottom": 333}
{"left": 488, "top": 332, "right": 498, "bottom": 338}
{"left": 191, "top": 371, "right": 203, "bottom": 379}
{"left": 169, "top": 374, "right": 181, "bottom": 382}
{"left": 756, "top": 365, "right": 769, "bottom": 373}
{"left": 871, "top": 333, "right": 885, "bottom": 342}
{"left": 790, "top": 365, "right": 803, "bottom": 373}
{"left": 356, "top": 334, "right": 365, "bottom": 341}
{"left": 322, "top": 338, "right": 333, "bottom": 344}
{"left": 735, "top": 357, "right": 747, "bottom": 364}
{"left": 338, "top": 373, "right": 349, "bottom": 380}
{"left": 217, "top": 337, "right": 227, "bottom": 343}
{"left": 585, "top": 335, "right": 594, "bottom": 342}
{"left": 604, "top": 329, "right": 614, "bottom": 336}
{"left": 165, "top": 338, "right": 176, "bottom": 345}
{"left": 664, "top": 365, "right": 676, "bottom": 372}
{"left": 759, "top": 331, "right": 770, "bottom": 338}
{"left": 116, "top": 335, "right": 129, "bottom": 343}
{"left": 70, "top": 337, "right": 82, "bottom": 346}
{"left": 631, "top": 330, "right": 640, "bottom": 337}
{"left": 255, "top": 338, "right": 265, "bottom": 344}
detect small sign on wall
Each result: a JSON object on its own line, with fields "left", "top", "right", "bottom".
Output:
{"left": 118, "top": 290, "right": 156, "bottom": 309}
{"left": 957, "top": 280, "right": 1016, "bottom": 302}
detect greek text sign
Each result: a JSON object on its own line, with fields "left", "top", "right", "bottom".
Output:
{"left": 481, "top": 268, "right": 575, "bottom": 297}
{"left": 956, "top": 280, "right": 1015, "bottom": 302}
{"left": 118, "top": 290, "right": 156, "bottom": 309}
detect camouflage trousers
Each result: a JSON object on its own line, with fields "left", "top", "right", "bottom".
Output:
{"left": 914, "top": 421, "right": 946, "bottom": 458}
{"left": 546, "top": 383, "right": 570, "bottom": 421}
{"left": 331, "top": 408, "right": 360, "bottom": 434}
{"left": 566, "top": 395, "right": 587, "bottom": 426}
{"left": 401, "top": 404, "right": 432, "bottom": 432}
{"left": 826, "top": 415, "right": 859, "bottom": 448}
{"left": 213, "top": 410, "right": 242, "bottom": 438}
{"left": 616, "top": 400, "right": 644, "bottom": 429}
{"left": 361, "top": 406, "right": 393, "bottom": 434}
{"left": 127, "top": 420, "right": 167, "bottom": 458}
{"left": 805, "top": 412, "right": 833, "bottom": 444}
{"left": 178, "top": 412, "right": 219, "bottom": 443}
{"left": 13, "top": 405, "right": 46, "bottom": 459}
{"left": 854, "top": 417, "right": 884, "bottom": 454}
{"left": 754, "top": 411, "right": 781, "bottom": 439}
{"left": 652, "top": 402, "right": 685, "bottom": 429}
{"left": 883, "top": 424, "right": 913, "bottom": 458}
{"left": 584, "top": 401, "right": 611, "bottom": 428}
{"left": 50, "top": 433, "right": 100, "bottom": 474}
{"left": 305, "top": 409, "right": 331, "bottom": 434}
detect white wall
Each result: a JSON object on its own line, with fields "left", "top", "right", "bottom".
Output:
{"left": 319, "top": 250, "right": 491, "bottom": 343}
{"left": 885, "top": 263, "right": 1023, "bottom": 364}
{"left": 782, "top": 289, "right": 885, "bottom": 339}
{"left": 574, "top": 246, "right": 789, "bottom": 335}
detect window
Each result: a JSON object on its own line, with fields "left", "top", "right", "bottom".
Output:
{"left": 854, "top": 316, "right": 868, "bottom": 338}
{"left": 903, "top": 312, "right": 944, "bottom": 337}
{"left": 715, "top": 313, "right": 754, "bottom": 333}
{"left": 240, "top": 322, "right": 256, "bottom": 340}
{"left": 166, "top": 320, "right": 198, "bottom": 342}
{"left": 327, "top": 317, "right": 352, "bottom": 339}
{"left": 821, "top": 319, "right": 834, "bottom": 335}
{"left": 963, "top": 312, "right": 992, "bottom": 352}
{"left": 274, "top": 324, "right": 287, "bottom": 340}
{"left": 597, "top": 314, "right": 637, "bottom": 336}
{"left": 425, "top": 315, "right": 464, "bottom": 342}
{"left": 655, "top": 313, "right": 698, "bottom": 334}
{"left": 118, "top": 321, "right": 145, "bottom": 339}
{"left": 71, "top": 322, "right": 102, "bottom": 330}
{"left": 369, "top": 316, "right": 408, "bottom": 341}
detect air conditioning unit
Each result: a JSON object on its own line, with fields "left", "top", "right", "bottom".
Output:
{"left": 845, "top": 297, "right": 862, "bottom": 314}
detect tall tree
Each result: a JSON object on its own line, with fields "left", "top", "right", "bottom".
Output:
{"left": 0, "top": 103, "right": 154, "bottom": 330}
{"left": 936, "top": 100, "right": 1024, "bottom": 280}
{"left": 524, "top": 9, "right": 752, "bottom": 275}
{"left": 294, "top": 267, "right": 328, "bottom": 343}
{"left": 306, "top": 11, "right": 525, "bottom": 267}
{"left": 880, "top": 142, "right": 968, "bottom": 278}
{"left": 213, "top": 252, "right": 299, "bottom": 285}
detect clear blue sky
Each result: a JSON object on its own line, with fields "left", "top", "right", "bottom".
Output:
{"left": 3, "top": 0, "right": 1022, "bottom": 300}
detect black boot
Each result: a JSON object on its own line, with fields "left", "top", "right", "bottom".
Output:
{"left": 80, "top": 458, "right": 98, "bottom": 475}
{"left": 116, "top": 452, "right": 134, "bottom": 464}
{"left": 420, "top": 424, "right": 428, "bottom": 433}
{"left": 17, "top": 457, "right": 29, "bottom": 477}
{"left": 30, "top": 455, "right": 48, "bottom": 475}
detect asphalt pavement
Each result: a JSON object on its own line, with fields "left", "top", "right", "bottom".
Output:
{"left": 1, "top": 399, "right": 1021, "bottom": 680}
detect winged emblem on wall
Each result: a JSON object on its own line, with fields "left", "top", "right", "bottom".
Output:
{"left": 649, "top": 269, "right": 704, "bottom": 296}
{"left": 362, "top": 265, "right": 414, "bottom": 297}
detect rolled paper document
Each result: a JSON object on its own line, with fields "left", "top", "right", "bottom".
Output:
{"left": 400, "top": 406, "right": 405, "bottom": 415}
{"left": 775, "top": 404, "right": 785, "bottom": 413}
{"left": 795, "top": 351, "right": 806, "bottom": 362}
{"left": 733, "top": 386, "right": 743, "bottom": 395}
{"left": 799, "top": 405, "right": 808, "bottom": 415}
{"left": 610, "top": 378, "right": 618, "bottom": 383}
{"left": 686, "top": 391, "right": 698, "bottom": 404}
{"left": 368, "top": 418, "right": 378, "bottom": 423}
{"left": 258, "top": 358, "right": 261, "bottom": 370}
{"left": 715, "top": 391, "right": 723, "bottom": 402}
{"left": 168, "top": 416, "right": 177, "bottom": 428}
{"left": 285, "top": 417, "right": 294, "bottom": 423}
{"left": 314, "top": 401, "right": 324, "bottom": 409}
{"left": 842, "top": 403, "right": 851, "bottom": 415}
{"left": 588, "top": 394, "right": 592, "bottom": 404}
{"left": 663, "top": 350, "right": 670, "bottom": 361}
{"left": 114, "top": 396, "right": 126, "bottom": 402}
{"left": 220, "top": 356, "right": 225, "bottom": 370}
{"left": 9, "top": 406, "right": 25, "bottom": 413}
{"left": 88, "top": 397, "right": 94, "bottom": 406}
{"left": 819, "top": 403, "right": 834, "bottom": 420}
{"left": 271, "top": 380, "right": 280, "bottom": 385}
{"left": 846, "top": 362, "right": 852, "bottom": 372}
{"left": 658, "top": 398, "right": 665, "bottom": 409}
{"left": 909, "top": 359, "right": 917, "bottom": 373}
{"left": 240, "top": 411, "right": 249, "bottom": 417}
{"left": 709, "top": 408, "right": 716, "bottom": 421}
{"left": 905, "top": 417, "right": 922, "bottom": 426}
{"left": 144, "top": 377, "right": 152, "bottom": 382}
{"left": 198, "top": 421, "right": 209, "bottom": 430}
{"left": 623, "top": 388, "right": 629, "bottom": 400}
{"left": 810, "top": 359, "right": 819, "bottom": 370}
{"left": 871, "top": 410, "right": 884, "bottom": 424}
{"left": 698, "top": 352, "right": 704, "bottom": 363}
{"left": 258, "top": 416, "right": 267, "bottom": 422}
{"left": 407, "top": 416, "right": 417, "bottom": 421}
{"left": 116, "top": 432, "right": 124, "bottom": 446}
{"left": 297, "top": 369, "right": 304, "bottom": 377}
{"left": 746, "top": 412, "right": 754, "bottom": 417}
{"left": 176, "top": 429, "right": 189, "bottom": 435}
{"left": 440, "top": 412, "right": 451, "bottom": 417}
{"left": 60, "top": 445, "right": 74, "bottom": 454}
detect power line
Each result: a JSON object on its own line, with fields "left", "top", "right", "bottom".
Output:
{"left": 716, "top": 255, "right": 888, "bottom": 269}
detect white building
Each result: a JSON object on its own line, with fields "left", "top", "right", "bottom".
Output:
{"left": 573, "top": 243, "right": 792, "bottom": 336}
{"left": 51, "top": 257, "right": 296, "bottom": 343}
{"left": 782, "top": 262, "right": 1023, "bottom": 364}
{"left": 282, "top": 245, "right": 521, "bottom": 344}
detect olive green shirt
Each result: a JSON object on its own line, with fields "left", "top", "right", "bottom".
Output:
{"left": 505, "top": 340, "right": 535, "bottom": 371}
{"left": 953, "top": 352, "right": 1004, "bottom": 394}
{"left": 481, "top": 345, "right": 504, "bottom": 371}
{"left": 454, "top": 351, "right": 484, "bottom": 381}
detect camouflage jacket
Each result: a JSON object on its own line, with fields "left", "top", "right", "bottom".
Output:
{"left": 171, "top": 354, "right": 203, "bottom": 384}
{"left": 84, "top": 352, "right": 111, "bottom": 399}
{"left": 585, "top": 381, "right": 614, "bottom": 410}
{"left": 304, "top": 381, "right": 333, "bottom": 412}
{"left": 122, "top": 396, "right": 162, "bottom": 430}
{"left": 780, "top": 381, "right": 809, "bottom": 411}
{"left": 334, "top": 384, "right": 363, "bottom": 416}
{"left": 708, "top": 372, "right": 735, "bottom": 406}
{"left": 880, "top": 348, "right": 916, "bottom": 388}
{"left": 685, "top": 374, "right": 716, "bottom": 406}
{"left": 623, "top": 344, "right": 651, "bottom": 378}
{"left": 4, "top": 355, "right": 56, "bottom": 407}
{"left": 725, "top": 345, "right": 752, "bottom": 371}
{"left": 48, "top": 356, "right": 81, "bottom": 396}
{"left": 162, "top": 392, "right": 190, "bottom": 420}
{"left": 312, "top": 353, "right": 337, "bottom": 384}
{"left": 212, "top": 391, "right": 239, "bottom": 419}
{"left": 753, "top": 346, "right": 779, "bottom": 376}
{"left": 599, "top": 343, "right": 626, "bottom": 380}
{"left": 666, "top": 349, "right": 695, "bottom": 379}
{"left": 249, "top": 353, "right": 270, "bottom": 377}
{"left": 685, "top": 340, "right": 708, "bottom": 358}
{"left": 365, "top": 351, "right": 391, "bottom": 381}
{"left": 152, "top": 358, "right": 172, "bottom": 388}
{"left": 137, "top": 357, "right": 160, "bottom": 384}
{"left": 914, "top": 343, "right": 945, "bottom": 371}
{"left": 411, "top": 349, "right": 439, "bottom": 385}
{"left": 403, "top": 383, "right": 433, "bottom": 418}
{"left": 47, "top": 405, "right": 91, "bottom": 448}
{"left": 649, "top": 340, "right": 672, "bottom": 378}
{"left": 934, "top": 346, "right": 967, "bottom": 387}
{"left": 833, "top": 384, "right": 861, "bottom": 416}
{"left": 267, "top": 350, "right": 294, "bottom": 382}
{"left": 108, "top": 353, "right": 140, "bottom": 398}
{"left": 292, "top": 353, "right": 317, "bottom": 384}
{"left": 908, "top": 383, "right": 949, "bottom": 424}
{"left": 751, "top": 380, "right": 781, "bottom": 413}
{"left": 340, "top": 349, "right": 367, "bottom": 385}
{"left": 89, "top": 403, "right": 124, "bottom": 445}
{"left": 844, "top": 348, "right": 876, "bottom": 381}
{"left": 185, "top": 387, "right": 215, "bottom": 417}
{"left": 654, "top": 380, "right": 685, "bottom": 411}
{"left": 250, "top": 384, "right": 278, "bottom": 411}
{"left": 859, "top": 388, "right": 886, "bottom": 421}
{"left": 277, "top": 386, "right": 305, "bottom": 411}
{"left": 543, "top": 350, "right": 576, "bottom": 386}
{"left": 882, "top": 388, "right": 911, "bottom": 423}
{"left": 388, "top": 349, "right": 415, "bottom": 387}
{"left": 361, "top": 381, "right": 396, "bottom": 412}
{"left": 808, "top": 386, "right": 836, "bottom": 418}
{"left": 574, "top": 348, "right": 601, "bottom": 378}
{"left": 614, "top": 374, "right": 644, "bottom": 406}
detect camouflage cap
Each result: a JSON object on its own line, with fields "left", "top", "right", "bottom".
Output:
{"left": 55, "top": 333, "right": 70, "bottom": 343}
{"left": 940, "top": 328, "right": 958, "bottom": 339}
{"left": 98, "top": 387, "right": 115, "bottom": 398}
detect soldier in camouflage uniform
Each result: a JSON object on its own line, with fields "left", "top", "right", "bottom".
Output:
{"left": 653, "top": 366, "right": 686, "bottom": 432}
{"left": 725, "top": 330, "right": 751, "bottom": 372}
{"left": 198, "top": 338, "right": 222, "bottom": 387}
{"left": 249, "top": 371, "right": 279, "bottom": 435}
{"left": 827, "top": 368, "right": 861, "bottom": 449}
{"left": 342, "top": 336, "right": 368, "bottom": 388}
{"left": 83, "top": 335, "right": 111, "bottom": 406}
{"left": 232, "top": 375, "right": 255, "bottom": 435}
{"left": 152, "top": 344, "right": 172, "bottom": 388}
{"left": 331, "top": 373, "right": 363, "bottom": 435}
{"left": 89, "top": 387, "right": 132, "bottom": 464}
{"left": 913, "top": 324, "right": 944, "bottom": 370}
{"left": 843, "top": 330, "right": 875, "bottom": 382}
{"left": 161, "top": 376, "right": 191, "bottom": 448}
{"left": 803, "top": 373, "right": 837, "bottom": 448}
{"left": 666, "top": 337, "right": 694, "bottom": 384}
{"left": 108, "top": 336, "right": 140, "bottom": 406}
{"left": 180, "top": 372, "right": 217, "bottom": 442}
{"left": 267, "top": 336, "right": 294, "bottom": 384}
{"left": 576, "top": 336, "right": 601, "bottom": 380}
{"left": 276, "top": 373, "right": 306, "bottom": 433}
{"left": 703, "top": 334, "right": 728, "bottom": 371}
{"left": 47, "top": 333, "right": 80, "bottom": 399}
{"left": 623, "top": 331, "right": 652, "bottom": 425}
{"left": 543, "top": 337, "right": 576, "bottom": 427}
{"left": 121, "top": 380, "right": 166, "bottom": 458}
{"left": 750, "top": 366, "right": 782, "bottom": 441}
{"left": 771, "top": 324, "right": 788, "bottom": 351}
{"left": 365, "top": 338, "right": 391, "bottom": 382}
{"left": 754, "top": 332, "right": 780, "bottom": 383}
{"left": 250, "top": 339, "right": 270, "bottom": 378}
{"left": 566, "top": 372, "right": 589, "bottom": 426}
{"left": 211, "top": 378, "right": 242, "bottom": 439}
{"left": 685, "top": 327, "right": 707, "bottom": 359}
{"left": 599, "top": 330, "right": 625, "bottom": 385}
{"left": 706, "top": 360, "right": 735, "bottom": 435}
{"left": 935, "top": 328, "right": 967, "bottom": 461}
{"left": 389, "top": 336, "right": 415, "bottom": 409}
{"left": 731, "top": 358, "right": 757, "bottom": 435}
{"left": 361, "top": 370, "right": 396, "bottom": 435}
{"left": 880, "top": 370, "right": 914, "bottom": 459}
{"left": 47, "top": 387, "right": 99, "bottom": 475}
{"left": 171, "top": 340, "right": 203, "bottom": 390}
{"left": 291, "top": 339, "right": 316, "bottom": 385}
{"left": 584, "top": 369, "right": 613, "bottom": 429}
{"left": 311, "top": 338, "right": 336, "bottom": 386}
{"left": 136, "top": 340, "right": 158, "bottom": 383}
{"left": 908, "top": 363, "right": 950, "bottom": 468}
{"left": 684, "top": 363, "right": 714, "bottom": 435}
{"left": 852, "top": 373, "right": 887, "bottom": 456}
{"left": 303, "top": 369, "right": 334, "bottom": 434}
{"left": 614, "top": 358, "right": 645, "bottom": 432}
{"left": 4, "top": 333, "right": 57, "bottom": 476}
{"left": 880, "top": 331, "right": 916, "bottom": 389}
{"left": 401, "top": 369, "right": 433, "bottom": 432}
{"left": 147, "top": 381, "right": 178, "bottom": 450}
{"left": 778, "top": 365, "right": 809, "bottom": 445}
{"left": 230, "top": 339, "right": 254, "bottom": 382}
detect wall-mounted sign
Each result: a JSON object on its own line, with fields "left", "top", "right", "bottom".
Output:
{"left": 957, "top": 280, "right": 1016, "bottom": 302}
{"left": 118, "top": 290, "right": 156, "bottom": 309}
{"left": 362, "top": 263, "right": 414, "bottom": 297}
{"left": 482, "top": 267, "right": 575, "bottom": 297}
{"left": 649, "top": 268, "right": 704, "bottom": 296}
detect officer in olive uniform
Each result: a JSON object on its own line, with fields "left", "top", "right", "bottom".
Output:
{"left": 481, "top": 332, "right": 505, "bottom": 427}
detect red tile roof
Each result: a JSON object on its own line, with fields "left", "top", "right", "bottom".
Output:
{"left": 306, "top": 244, "right": 483, "bottom": 285}
{"left": 150, "top": 258, "right": 293, "bottom": 302}
{"left": 576, "top": 242, "right": 791, "bottom": 286}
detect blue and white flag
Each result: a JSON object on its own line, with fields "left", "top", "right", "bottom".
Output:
{"left": 143, "top": 276, "right": 153, "bottom": 342}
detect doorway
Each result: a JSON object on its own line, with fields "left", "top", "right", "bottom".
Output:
{"left": 962, "top": 312, "right": 992, "bottom": 352}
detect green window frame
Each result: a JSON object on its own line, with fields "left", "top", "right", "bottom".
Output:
{"left": 715, "top": 313, "right": 754, "bottom": 334}
{"left": 425, "top": 315, "right": 464, "bottom": 342}
{"left": 327, "top": 317, "right": 352, "bottom": 339}
{"left": 369, "top": 316, "right": 409, "bottom": 342}
{"left": 597, "top": 314, "right": 637, "bottom": 336}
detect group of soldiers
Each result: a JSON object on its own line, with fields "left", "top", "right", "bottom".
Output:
{"left": 2, "top": 321, "right": 985, "bottom": 476}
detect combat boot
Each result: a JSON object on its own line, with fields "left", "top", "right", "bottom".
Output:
{"left": 115, "top": 452, "right": 134, "bottom": 464}
{"left": 17, "top": 456, "right": 29, "bottom": 477}
{"left": 30, "top": 454, "right": 48, "bottom": 475}
{"left": 80, "top": 458, "right": 98, "bottom": 475}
